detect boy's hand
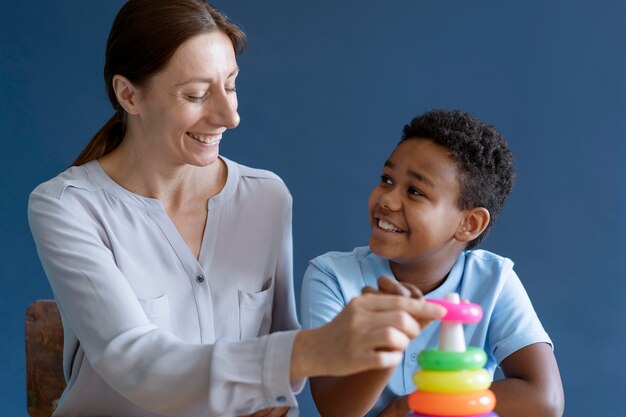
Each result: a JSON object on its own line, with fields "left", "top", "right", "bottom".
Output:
{"left": 238, "top": 407, "right": 289, "bottom": 417}
{"left": 377, "top": 394, "right": 410, "bottom": 417}
{"left": 362, "top": 276, "right": 423, "bottom": 299}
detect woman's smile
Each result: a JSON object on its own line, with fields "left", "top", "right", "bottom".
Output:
{"left": 186, "top": 132, "right": 222, "bottom": 145}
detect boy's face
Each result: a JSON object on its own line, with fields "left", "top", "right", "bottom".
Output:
{"left": 368, "top": 138, "right": 467, "bottom": 266}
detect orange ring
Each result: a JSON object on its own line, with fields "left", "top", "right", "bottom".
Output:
{"left": 408, "top": 389, "right": 496, "bottom": 416}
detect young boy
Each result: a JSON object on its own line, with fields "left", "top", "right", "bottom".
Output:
{"left": 300, "top": 110, "right": 564, "bottom": 417}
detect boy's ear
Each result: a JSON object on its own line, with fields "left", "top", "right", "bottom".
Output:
{"left": 455, "top": 207, "right": 490, "bottom": 243}
{"left": 112, "top": 75, "right": 141, "bottom": 115}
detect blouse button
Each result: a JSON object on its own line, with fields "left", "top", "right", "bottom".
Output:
{"left": 410, "top": 352, "right": 417, "bottom": 362}
{"left": 196, "top": 275, "right": 205, "bottom": 283}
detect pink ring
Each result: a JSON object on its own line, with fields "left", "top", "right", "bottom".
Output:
{"left": 426, "top": 299, "right": 483, "bottom": 323}
{"left": 408, "top": 413, "right": 498, "bottom": 417}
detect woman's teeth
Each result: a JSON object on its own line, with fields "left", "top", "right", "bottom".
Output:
{"left": 188, "top": 133, "right": 220, "bottom": 144}
{"left": 378, "top": 219, "right": 402, "bottom": 232}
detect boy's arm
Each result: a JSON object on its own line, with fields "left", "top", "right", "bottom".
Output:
{"left": 371, "top": 395, "right": 409, "bottom": 417}
{"left": 373, "top": 342, "right": 564, "bottom": 417}
{"left": 483, "top": 263, "right": 564, "bottom": 417}
{"left": 310, "top": 369, "right": 396, "bottom": 417}
{"left": 491, "top": 342, "right": 564, "bottom": 417}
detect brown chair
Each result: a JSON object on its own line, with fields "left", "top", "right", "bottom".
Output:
{"left": 25, "top": 300, "right": 66, "bottom": 417}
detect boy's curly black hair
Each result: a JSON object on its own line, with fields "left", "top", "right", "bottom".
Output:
{"left": 401, "top": 109, "right": 516, "bottom": 249}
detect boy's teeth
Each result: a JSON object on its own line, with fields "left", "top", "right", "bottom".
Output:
{"left": 378, "top": 219, "right": 401, "bottom": 232}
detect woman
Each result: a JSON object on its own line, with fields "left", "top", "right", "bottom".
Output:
{"left": 28, "top": 1, "right": 444, "bottom": 416}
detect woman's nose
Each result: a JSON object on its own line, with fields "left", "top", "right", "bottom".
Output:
{"left": 208, "top": 90, "right": 240, "bottom": 129}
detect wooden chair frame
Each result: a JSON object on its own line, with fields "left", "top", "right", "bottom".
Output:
{"left": 25, "top": 300, "right": 66, "bottom": 417}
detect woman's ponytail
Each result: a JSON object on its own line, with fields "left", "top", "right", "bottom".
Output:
{"left": 73, "top": 110, "right": 125, "bottom": 166}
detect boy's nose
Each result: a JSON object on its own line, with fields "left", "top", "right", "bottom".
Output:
{"left": 378, "top": 190, "right": 400, "bottom": 211}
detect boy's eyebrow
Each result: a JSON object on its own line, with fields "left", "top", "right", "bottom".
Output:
{"left": 408, "top": 170, "right": 434, "bottom": 187}
{"left": 384, "top": 160, "right": 434, "bottom": 187}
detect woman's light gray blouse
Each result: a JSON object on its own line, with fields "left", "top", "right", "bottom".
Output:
{"left": 28, "top": 157, "right": 303, "bottom": 417}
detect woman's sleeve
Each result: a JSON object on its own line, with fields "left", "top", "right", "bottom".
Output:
{"left": 28, "top": 185, "right": 299, "bottom": 417}
{"left": 265, "top": 192, "right": 306, "bottom": 402}
{"left": 271, "top": 194, "right": 299, "bottom": 333}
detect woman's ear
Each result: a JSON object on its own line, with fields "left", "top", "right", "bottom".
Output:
{"left": 112, "top": 75, "right": 140, "bottom": 115}
{"left": 455, "top": 207, "right": 490, "bottom": 244}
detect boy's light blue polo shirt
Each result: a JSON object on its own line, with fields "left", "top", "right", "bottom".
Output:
{"left": 301, "top": 246, "right": 552, "bottom": 417}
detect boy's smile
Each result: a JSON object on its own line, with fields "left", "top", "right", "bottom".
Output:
{"left": 368, "top": 138, "right": 470, "bottom": 286}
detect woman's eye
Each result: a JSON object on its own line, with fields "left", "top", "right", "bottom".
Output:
{"left": 225, "top": 86, "right": 237, "bottom": 94}
{"left": 380, "top": 175, "right": 393, "bottom": 185}
{"left": 187, "top": 94, "right": 208, "bottom": 103}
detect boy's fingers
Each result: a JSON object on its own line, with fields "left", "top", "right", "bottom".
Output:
{"left": 377, "top": 276, "right": 411, "bottom": 296}
{"left": 376, "top": 276, "right": 424, "bottom": 299}
{"left": 400, "top": 282, "right": 424, "bottom": 299}
{"left": 361, "top": 285, "right": 380, "bottom": 295}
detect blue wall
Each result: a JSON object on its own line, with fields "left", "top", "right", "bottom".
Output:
{"left": 2, "top": 1, "right": 625, "bottom": 415}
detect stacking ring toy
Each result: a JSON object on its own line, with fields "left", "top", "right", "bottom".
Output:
{"left": 426, "top": 299, "right": 483, "bottom": 323}
{"left": 408, "top": 412, "right": 498, "bottom": 417}
{"left": 413, "top": 368, "right": 491, "bottom": 393}
{"left": 408, "top": 389, "right": 496, "bottom": 416}
{"left": 418, "top": 346, "right": 487, "bottom": 371}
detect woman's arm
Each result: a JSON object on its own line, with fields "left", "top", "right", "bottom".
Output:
{"left": 28, "top": 187, "right": 300, "bottom": 417}
{"left": 491, "top": 343, "right": 564, "bottom": 417}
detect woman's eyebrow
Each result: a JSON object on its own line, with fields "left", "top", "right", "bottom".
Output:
{"left": 175, "top": 67, "right": 240, "bottom": 86}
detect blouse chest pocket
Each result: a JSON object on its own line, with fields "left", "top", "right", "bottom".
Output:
{"left": 138, "top": 294, "right": 173, "bottom": 332}
{"left": 238, "top": 277, "right": 274, "bottom": 340}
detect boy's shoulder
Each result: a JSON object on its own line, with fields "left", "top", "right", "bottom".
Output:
{"left": 464, "top": 249, "right": 514, "bottom": 267}
{"left": 310, "top": 246, "right": 374, "bottom": 269}
{"left": 459, "top": 249, "right": 516, "bottom": 284}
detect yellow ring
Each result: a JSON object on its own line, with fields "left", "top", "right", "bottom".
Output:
{"left": 413, "top": 368, "right": 491, "bottom": 393}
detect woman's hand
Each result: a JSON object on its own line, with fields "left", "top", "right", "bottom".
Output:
{"left": 296, "top": 275, "right": 443, "bottom": 417}
{"left": 291, "top": 286, "right": 445, "bottom": 380}
{"left": 377, "top": 395, "right": 409, "bottom": 417}
{"left": 238, "top": 407, "right": 289, "bottom": 417}
{"left": 362, "top": 276, "right": 437, "bottom": 331}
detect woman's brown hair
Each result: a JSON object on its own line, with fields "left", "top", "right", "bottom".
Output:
{"left": 73, "top": 0, "right": 247, "bottom": 166}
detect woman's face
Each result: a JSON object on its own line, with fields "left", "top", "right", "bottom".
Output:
{"left": 132, "top": 31, "right": 240, "bottom": 167}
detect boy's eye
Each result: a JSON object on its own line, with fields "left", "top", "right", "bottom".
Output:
{"left": 380, "top": 175, "right": 393, "bottom": 185}
{"left": 408, "top": 187, "right": 423, "bottom": 197}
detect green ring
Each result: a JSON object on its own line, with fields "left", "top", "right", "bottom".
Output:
{"left": 418, "top": 347, "right": 487, "bottom": 371}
